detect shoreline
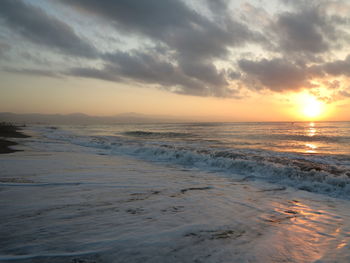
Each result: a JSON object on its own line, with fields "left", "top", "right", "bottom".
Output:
{"left": 0, "top": 122, "right": 29, "bottom": 154}
{"left": 0, "top": 127, "right": 349, "bottom": 262}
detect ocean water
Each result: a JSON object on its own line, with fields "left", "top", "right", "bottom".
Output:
{"left": 2, "top": 122, "right": 350, "bottom": 262}
{"left": 38, "top": 121, "right": 350, "bottom": 199}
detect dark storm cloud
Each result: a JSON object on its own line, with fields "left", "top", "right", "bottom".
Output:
{"left": 238, "top": 58, "right": 307, "bottom": 91}
{"left": 0, "top": 0, "right": 98, "bottom": 58}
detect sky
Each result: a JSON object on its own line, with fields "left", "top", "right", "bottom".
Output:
{"left": 0, "top": 0, "right": 350, "bottom": 121}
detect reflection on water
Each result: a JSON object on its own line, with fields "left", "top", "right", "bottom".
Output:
{"left": 305, "top": 122, "right": 318, "bottom": 153}
{"left": 305, "top": 143, "right": 317, "bottom": 153}
{"left": 337, "top": 240, "right": 348, "bottom": 249}
{"left": 69, "top": 121, "right": 350, "bottom": 155}
{"left": 262, "top": 200, "right": 347, "bottom": 262}
{"left": 307, "top": 124, "right": 316, "bottom": 137}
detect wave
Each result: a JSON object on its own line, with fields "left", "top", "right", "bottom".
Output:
{"left": 42, "top": 128, "right": 350, "bottom": 199}
{"left": 123, "top": 130, "right": 192, "bottom": 138}
{"left": 115, "top": 144, "right": 350, "bottom": 197}
{"left": 270, "top": 134, "right": 350, "bottom": 143}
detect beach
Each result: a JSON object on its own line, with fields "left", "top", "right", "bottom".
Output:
{"left": 0, "top": 123, "right": 350, "bottom": 262}
{"left": 2, "top": 0, "right": 350, "bottom": 261}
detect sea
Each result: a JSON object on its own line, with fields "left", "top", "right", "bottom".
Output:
{"left": 39, "top": 121, "right": 350, "bottom": 199}
{"left": 2, "top": 121, "right": 350, "bottom": 262}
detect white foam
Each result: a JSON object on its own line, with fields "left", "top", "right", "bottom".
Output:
{"left": 39, "top": 126, "right": 350, "bottom": 199}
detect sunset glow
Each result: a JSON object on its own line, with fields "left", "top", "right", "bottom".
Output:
{"left": 1, "top": 1, "right": 350, "bottom": 262}
{"left": 300, "top": 95, "right": 324, "bottom": 119}
{"left": 285, "top": 93, "right": 328, "bottom": 121}
{"left": 0, "top": 0, "right": 350, "bottom": 121}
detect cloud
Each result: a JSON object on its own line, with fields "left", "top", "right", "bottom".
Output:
{"left": 0, "top": 42, "right": 11, "bottom": 58}
{"left": 59, "top": 0, "right": 350, "bottom": 97}
{"left": 272, "top": 1, "right": 350, "bottom": 57}
{"left": 0, "top": 0, "right": 98, "bottom": 58}
{"left": 64, "top": 0, "right": 260, "bottom": 60}
{"left": 59, "top": 0, "right": 263, "bottom": 96}
{"left": 234, "top": 1, "right": 350, "bottom": 95}
{"left": 178, "top": 59, "right": 227, "bottom": 87}
{"left": 206, "top": 0, "right": 229, "bottom": 15}
{"left": 69, "top": 50, "right": 237, "bottom": 97}
{"left": 274, "top": 9, "right": 329, "bottom": 54}
{"left": 1, "top": 0, "right": 349, "bottom": 100}
{"left": 339, "top": 90, "right": 350, "bottom": 97}
{"left": 322, "top": 55, "right": 350, "bottom": 76}
{"left": 238, "top": 58, "right": 307, "bottom": 91}
{"left": 3, "top": 67, "right": 61, "bottom": 78}
{"left": 307, "top": 54, "right": 350, "bottom": 77}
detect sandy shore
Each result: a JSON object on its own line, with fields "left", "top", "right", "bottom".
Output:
{"left": 0, "top": 131, "right": 349, "bottom": 262}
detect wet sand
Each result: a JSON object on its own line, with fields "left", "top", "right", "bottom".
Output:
{"left": 0, "top": 132, "right": 349, "bottom": 262}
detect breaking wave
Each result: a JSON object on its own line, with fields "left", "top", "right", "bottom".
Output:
{"left": 43, "top": 127, "right": 350, "bottom": 199}
{"left": 123, "top": 130, "right": 192, "bottom": 138}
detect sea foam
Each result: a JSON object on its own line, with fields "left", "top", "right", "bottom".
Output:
{"left": 40, "top": 125, "right": 350, "bottom": 199}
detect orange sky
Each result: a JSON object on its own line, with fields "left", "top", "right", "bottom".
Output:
{"left": 1, "top": 71, "right": 349, "bottom": 121}
{"left": 0, "top": 0, "right": 350, "bottom": 121}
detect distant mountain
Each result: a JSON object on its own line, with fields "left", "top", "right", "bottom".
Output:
{"left": 0, "top": 112, "right": 189, "bottom": 124}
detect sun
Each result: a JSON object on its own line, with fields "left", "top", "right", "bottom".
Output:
{"left": 298, "top": 94, "right": 325, "bottom": 119}
{"left": 286, "top": 91, "right": 333, "bottom": 121}
{"left": 302, "top": 96, "right": 323, "bottom": 118}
